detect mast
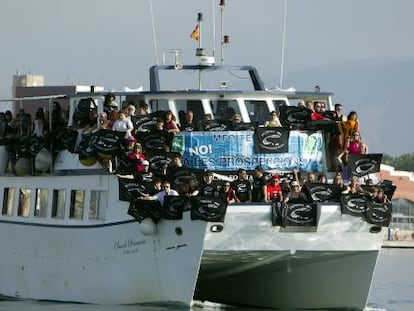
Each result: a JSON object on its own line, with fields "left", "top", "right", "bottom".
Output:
{"left": 196, "top": 12, "right": 203, "bottom": 90}
{"left": 219, "top": 0, "right": 229, "bottom": 65}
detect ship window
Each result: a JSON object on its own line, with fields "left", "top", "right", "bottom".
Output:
{"left": 211, "top": 100, "right": 239, "bottom": 120}
{"left": 175, "top": 99, "right": 204, "bottom": 126}
{"left": 149, "top": 99, "right": 169, "bottom": 113}
{"left": 245, "top": 100, "right": 268, "bottom": 126}
{"left": 70, "top": 190, "right": 85, "bottom": 219}
{"left": 34, "top": 189, "right": 48, "bottom": 218}
{"left": 272, "top": 100, "right": 287, "bottom": 113}
{"left": 2, "top": 188, "right": 16, "bottom": 216}
{"left": 18, "top": 188, "right": 31, "bottom": 217}
{"left": 89, "top": 190, "right": 107, "bottom": 220}
{"left": 52, "top": 189, "right": 66, "bottom": 219}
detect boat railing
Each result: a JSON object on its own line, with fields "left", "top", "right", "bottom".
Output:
{"left": 149, "top": 65, "right": 266, "bottom": 92}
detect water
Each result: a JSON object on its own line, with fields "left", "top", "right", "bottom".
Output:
{"left": 367, "top": 248, "right": 414, "bottom": 311}
{"left": 0, "top": 249, "right": 412, "bottom": 311}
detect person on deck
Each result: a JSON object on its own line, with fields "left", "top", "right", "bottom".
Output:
{"left": 219, "top": 181, "right": 239, "bottom": 204}
{"left": 266, "top": 175, "right": 283, "bottom": 202}
{"left": 264, "top": 111, "right": 282, "bottom": 127}
{"left": 345, "top": 131, "right": 368, "bottom": 154}
{"left": 251, "top": 166, "right": 268, "bottom": 202}
{"left": 231, "top": 168, "right": 252, "bottom": 203}
{"left": 112, "top": 112, "right": 134, "bottom": 139}
{"left": 199, "top": 171, "right": 219, "bottom": 197}
{"left": 138, "top": 181, "right": 178, "bottom": 206}
{"left": 340, "top": 111, "right": 359, "bottom": 149}
{"left": 180, "top": 110, "right": 197, "bottom": 132}
{"left": 164, "top": 110, "right": 180, "bottom": 134}
{"left": 128, "top": 142, "right": 146, "bottom": 173}
{"left": 283, "top": 181, "right": 308, "bottom": 203}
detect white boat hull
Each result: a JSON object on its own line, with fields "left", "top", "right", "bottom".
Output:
{"left": 195, "top": 203, "right": 383, "bottom": 310}
{"left": 0, "top": 174, "right": 207, "bottom": 305}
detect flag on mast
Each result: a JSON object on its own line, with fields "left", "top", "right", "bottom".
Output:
{"left": 190, "top": 24, "right": 200, "bottom": 41}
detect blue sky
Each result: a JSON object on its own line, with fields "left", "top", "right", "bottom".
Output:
{"left": 1, "top": 0, "right": 413, "bottom": 93}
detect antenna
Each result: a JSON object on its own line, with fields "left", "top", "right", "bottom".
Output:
{"left": 212, "top": 0, "right": 216, "bottom": 57}
{"left": 149, "top": 0, "right": 159, "bottom": 64}
{"left": 279, "top": 0, "right": 288, "bottom": 88}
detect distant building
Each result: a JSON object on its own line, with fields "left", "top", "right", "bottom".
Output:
{"left": 10, "top": 72, "right": 103, "bottom": 117}
{"left": 13, "top": 73, "right": 45, "bottom": 91}
{"left": 380, "top": 164, "right": 414, "bottom": 231}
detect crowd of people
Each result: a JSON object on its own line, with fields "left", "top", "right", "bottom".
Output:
{"left": 1, "top": 93, "right": 384, "bottom": 205}
{"left": 109, "top": 95, "right": 386, "bottom": 207}
{"left": 118, "top": 156, "right": 390, "bottom": 207}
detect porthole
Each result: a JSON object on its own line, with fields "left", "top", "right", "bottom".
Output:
{"left": 210, "top": 224, "right": 224, "bottom": 233}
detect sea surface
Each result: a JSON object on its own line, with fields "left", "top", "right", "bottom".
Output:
{"left": 0, "top": 248, "right": 412, "bottom": 311}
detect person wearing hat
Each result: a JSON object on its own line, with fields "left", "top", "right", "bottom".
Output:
{"left": 266, "top": 174, "right": 283, "bottom": 202}
{"left": 283, "top": 180, "right": 308, "bottom": 204}
{"left": 124, "top": 135, "right": 137, "bottom": 153}
{"left": 136, "top": 160, "right": 154, "bottom": 193}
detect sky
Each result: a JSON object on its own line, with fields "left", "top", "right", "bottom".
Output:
{"left": 1, "top": 0, "right": 413, "bottom": 155}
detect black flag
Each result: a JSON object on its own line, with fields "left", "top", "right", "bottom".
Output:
{"left": 132, "top": 111, "right": 166, "bottom": 132}
{"left": 279, "top": 106, "right": 311, "bottom": 129}
{"left": 341, "top": 193, "right": 368, "bottom": 217}
{"left": 282, "top": 202, "right": 318, "bottom": 227}
{"left": 118, "top": 177, "right": 147, "bottom": 201}
{"left": 127, "top": 200, "right": 162, "bottom": 223}
{"left": 303, "top": 182, "right": 341, "bottom": 203}
{"left": 190, "top": 196, "right": 227, "bottom": 222}
{"left": 365, "top": 201, "right": 392, "bottom": 227}
{"left": 162, "top": 195, "right": 189, "bottom": 219}
{"left": 254, "top": 127, "right": 289, "bottom": 153}
{"left": 349, "top": 153, "right": 382, "bottom": 178}
{"left": 94, "top": 129, "right": 124, "bottom": 158}
{"left": 379, "top": 180, "right": 397, "bottom": 200}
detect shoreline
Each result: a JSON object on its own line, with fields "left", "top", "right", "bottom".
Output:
{"left": 382, "top": 240, "right": 414, "bottom": 248}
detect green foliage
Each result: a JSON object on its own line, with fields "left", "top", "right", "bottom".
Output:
{"left": 383, "top": 153, "right": 414, "bottom": 172}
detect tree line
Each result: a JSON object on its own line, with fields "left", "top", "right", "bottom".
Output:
{"left": 382, "top": 153, "right": 414, "bottom": 172}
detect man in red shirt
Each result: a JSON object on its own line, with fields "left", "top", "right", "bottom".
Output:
{"left": 266, "top": 175, "right": 283, "bottom": 202}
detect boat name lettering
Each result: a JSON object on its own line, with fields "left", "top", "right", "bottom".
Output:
{"left": 114, "top": 239, "right": 146, "bottom": 250}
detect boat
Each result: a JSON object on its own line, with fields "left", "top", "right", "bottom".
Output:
{"left": 139, "top": 62, "right": 393, "bottom": 310}
{"left": 0, "top": 101, "right": 208, "bottom": 305}
{"left": 0, "top": 20, "right": 394, "bottom": 311}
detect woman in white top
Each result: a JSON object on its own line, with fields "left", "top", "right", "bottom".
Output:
{"left": 264, "top": 111, "right": 282, "bottom": 127}
{"left": 112, "top": 112, "right": 134, "bottom": 138}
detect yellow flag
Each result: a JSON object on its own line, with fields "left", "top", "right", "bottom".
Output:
{"left": 190, "top": 24, "right": 199, "bottom": 41}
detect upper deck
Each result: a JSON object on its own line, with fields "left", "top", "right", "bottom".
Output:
{"left": 0, "top": 63, "right": 336, "bottom": 179}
